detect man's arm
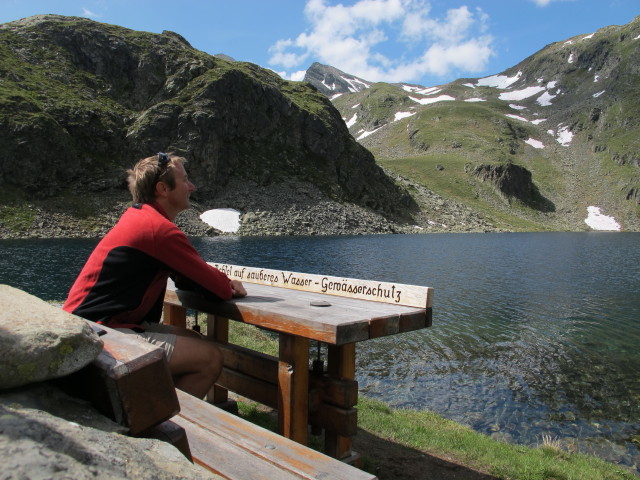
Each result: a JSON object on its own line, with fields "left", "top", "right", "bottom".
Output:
{"left": 153, "top": 225, "right": 240, "bottom": 300}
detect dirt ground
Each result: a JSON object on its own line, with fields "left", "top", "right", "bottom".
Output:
{"left": 352, "top": 428, "right": 499, "bottom": 480}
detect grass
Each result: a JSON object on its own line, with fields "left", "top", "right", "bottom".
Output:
{"left": 220, "top": 319, "right": 638, "bottom": 480}
{"left": 355, "top": 397, "right": 636, "bottom": 479}
{"left": 379, "top": 155, "right": 554, "bottom": 231}
{"left": 0, "top": 205, "right": 37, "bottom": 233}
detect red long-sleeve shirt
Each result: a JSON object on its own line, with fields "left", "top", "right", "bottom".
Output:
{"left": 63, "top": 202, "right": 232, "bottom": 330}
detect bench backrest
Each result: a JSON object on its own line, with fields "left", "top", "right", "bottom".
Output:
{"left": 209, "top": 263, "right": 433, "bottom": 309}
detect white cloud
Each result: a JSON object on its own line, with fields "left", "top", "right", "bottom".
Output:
{"left": 268, "top": 0, "right": 495, "bottom": 84}
{"left": 269, "top": 39, "right": 308, "bottom": 68}
{"left": 530, "top": 0, "right": 576, "bottom": 7}
{"left": 82, "top": 7, "right": 100, "bottom": 18}
{"left": 290, "top": 70, "right": 308, "bottom": 81}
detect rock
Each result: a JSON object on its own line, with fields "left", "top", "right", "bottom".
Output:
{"left": 304, "top": 62, "right": 371, "bottom": 96}
{"left": 0, "top": 285, "right": 103, "bottom": 390}
{"left": 0, "top": 15, "right": 415, "bottom": 231}
{"left": 0, "top": 382, "right": 222, "bottom": 479}
{"left": 472, "top": 163, "right": 554, "bottom": 212}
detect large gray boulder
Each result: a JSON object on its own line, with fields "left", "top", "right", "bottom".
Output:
{"left": 0, "top": 382, "right": 221, "bottom": 479}
{"left": 0, "top": 285, "right": 103, "bottom": 389}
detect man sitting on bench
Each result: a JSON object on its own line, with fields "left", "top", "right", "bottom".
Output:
{"left": 64, "top": 152, "right": 246, "bottom": 398}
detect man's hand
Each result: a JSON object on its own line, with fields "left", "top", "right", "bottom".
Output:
{"left": 230, "top": 280, "right": 247, "bottom": 298}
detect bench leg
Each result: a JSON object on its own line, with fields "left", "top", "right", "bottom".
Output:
{"left": 278, "top": 333, "right": 309, "bottom": 445}
{"left": 163, "top": 302, "right": 187, "bottom": 328}
{"left": 325, "top": 343, "right": 358, "bottom": 463}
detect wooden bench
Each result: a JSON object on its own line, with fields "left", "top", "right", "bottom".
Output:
{"left": 59, "top": 317, "right": 375, "bottom": 478}
{"left": 172, "top": 388, "right": 377, "bottom": 480}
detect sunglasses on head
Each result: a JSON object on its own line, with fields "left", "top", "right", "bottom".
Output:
{"left": 157, "top": 152, "right": 170, "bottom": 167}
{"left": 154, "top": 152, "right": 171, "bottom": 184}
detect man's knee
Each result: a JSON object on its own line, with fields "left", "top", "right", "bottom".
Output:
{"left": 187, "top": 338, "right": 223, "bottom": 379}
{"left": 205, "top": 342, "right": 223, "bottom": 380}
{"left": 171, "top": 336, "right": 222, "bottom": 374}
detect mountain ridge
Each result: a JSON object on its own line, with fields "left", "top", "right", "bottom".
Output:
{"left": 0, "top": 14, "right": 425, "bottom": 238}
{"left": 1, "top": 14, "right": 639, "bottom": 237}
{"left": 305, "top": 16, "right": 640, "bottom": 231}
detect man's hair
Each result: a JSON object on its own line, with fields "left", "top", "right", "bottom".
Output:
{"left": 127, "top": 153, "right": 186, "bottom": 204}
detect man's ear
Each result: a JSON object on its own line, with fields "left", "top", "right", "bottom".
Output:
{"left": 155, "top": 181, "right": 169, "bottom": 199}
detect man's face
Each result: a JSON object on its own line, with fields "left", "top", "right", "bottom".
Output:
{"left": 164, "top": 162, "right": 196, "bottom": 213}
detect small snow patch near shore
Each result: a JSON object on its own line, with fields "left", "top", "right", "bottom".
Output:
{"left": 584, "top": 206, "right": 620, "bottom": 231}
{"left": 199, "top": 208, "right": 241, "bottom": 233}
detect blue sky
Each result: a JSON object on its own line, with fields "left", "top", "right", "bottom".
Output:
{"left": 1, "top": 0, "right": 638, "bottom": 87}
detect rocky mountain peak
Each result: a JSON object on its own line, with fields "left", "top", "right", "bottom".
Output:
{"left": 0, "top": 15, "right": 416, "bottom": 231}
{"left": 304, "top": 62, "right": 372, "bottom": 97}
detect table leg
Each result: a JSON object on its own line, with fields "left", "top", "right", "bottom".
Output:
{"left": 278, "top": 333, "right": 309, "bottom": 445}
{"left": 207, "top": 314, "right": 230, "bottom": 405}
{"left": 325, "top": 343, "right": 356, "bottom": 460}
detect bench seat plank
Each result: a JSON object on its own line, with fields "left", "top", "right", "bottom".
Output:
{"left": 174, "top": 390, "right": 377, "bottom": 480}
{"left": 174, "top": 415, "right": 302, "bottom": 480}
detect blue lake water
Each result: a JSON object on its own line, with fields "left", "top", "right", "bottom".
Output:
{"left": 1, "top": 232, "right": 639, "bottom": 470}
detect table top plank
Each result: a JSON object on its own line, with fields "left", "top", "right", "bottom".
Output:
{"left": 166, "top": 282, "right": 429, "bottom": 345}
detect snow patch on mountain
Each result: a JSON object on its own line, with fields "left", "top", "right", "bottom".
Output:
{"left": 585, "top": 206, "right": 621, "bottom": 231}
{"left": 357, "top": 125, "right": 385, "bottom": 140}
{"left": 394, "top": 111, "right": 416, "bottom": 121}
{"left": 409, "top": 95, "right": 455, "bottom": 105}
{"left": 200, "top": 208, "right": 241, "bottom": 233}
{"left": 525, "top": 138, "right": 545, "bottom": 149}
{"left": 499, "top": 85, "right": 547, "bottom": 101}
{"left": 476, "top": 71, "right": 522, "bottom": 89}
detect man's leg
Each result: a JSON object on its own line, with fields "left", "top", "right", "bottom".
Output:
{"left": 119, "top": 323, "right": 224, "bottom": 399}
{"left": 168, "top": 328, "right": 223, "bottom": 398}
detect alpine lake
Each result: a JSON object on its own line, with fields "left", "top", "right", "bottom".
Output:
{"left": 1, "top": 232, "right": 638, "bottom": 472}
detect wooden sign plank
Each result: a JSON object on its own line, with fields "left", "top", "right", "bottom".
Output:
{"left": 209, "top": 263, "right": 433, "bottom": 309}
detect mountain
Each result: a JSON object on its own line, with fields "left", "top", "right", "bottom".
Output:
{"left": 303, "top": 62, "right": 373, "bottom": 97}
{"left": 305, "top": 18, "right": 640, "bottom": 232}
{"left": 0, "top": 15, "right": 417, "bottom": 238}
{"left": 2, "top": 15, "right": 639, "bottom": 237}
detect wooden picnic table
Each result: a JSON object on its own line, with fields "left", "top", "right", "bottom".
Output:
{"left": 163, "top": 264, "right": 433, "bottom": 463}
